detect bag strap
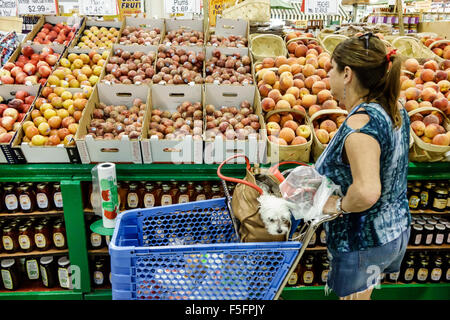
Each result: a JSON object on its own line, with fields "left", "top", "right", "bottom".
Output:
{"left": 217, "top": 154, "right": 264, "bottom": 195}
{"left": 268, "top": 161, "right": 310, "bottom": 183}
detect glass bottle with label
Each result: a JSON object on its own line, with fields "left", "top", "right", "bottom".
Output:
{"left": 1, "top": 258, "right": 20, "bottom": 290}
{"left": 318, "top": 225, "right": 327, "bottom": 246}
{"left": 53, "top": 183, "right": 64, "bottom": 210}
{"left": 52, "top": 220, "right": 67, "bottom": 250}
{"left": 142, "top": 183, "right": 157, "bottom": 208}
{"left": 57, "top": 256, "right": 72, "bottom": 289}
{"left": 169, "top": 181, "right": 180, "bottom": 203}
{"left": 177, "top": 184, "right": 190, "bottom": 204}
{"left": 18, "top": 224, "right": 34, "bottom": 253}
{"left": 424, "top": 224, "right": 435, "bottom": 246}
{"left": 401, "top": 256, "right": 415, "bottom": 284}
{"left": 18, "top": 184, "right": 35, "bottom": 213}
{"left": 88, "top": 215, "right": 105, "bottom": 250}
{"left": 300, "top": 260, "right": 315, "bottom": 286}
{"left": 24, "top": 257, "right": 40, "bottom": 281}
{"left": 447, "top": 183, "right": 450, "bottom": 210}
{"left": 195, "top": 184, "right": 207, "bottom": 202}
{"left": 419, "top": 183, "right": 433, "bottom": 210}
{"left": 318, "top": 256, "right": 330, "bottom": 285}
{"left": 160, "top": 184, "right": 173, "bottom": 206}
{"left": 307, "top": 230, "right": 317, "bottom": 248}
{"left": 154, "top": 182, "right": 163, "bottom": 204}
{"left": 93, "top": 258, "right": 106, "bottom": 288}
{"left": 210, "top": 184, "right": 222, "bottom": 199}
{"left": 35, "top": 183, "right": 51, "bottom": 212}
{"left": 34, "top": 224, "right": 51, "bottom": 251}
{"left": 2, "top": 225, "right": 19, "bottom": 253}
{"left": 408, "top": 187, "right": 421, "bottom": 210}
{"left": 435, "top": 224, "right": 446, "bottom": 246}
{"left": 410, "top": 224, "right": 423, "bottom": 246}
{"left": 187, "top": 182, "right": 196, "bottom": 200}
{"left": 416, "top": 259, "right": 429, "bottom": 283}
{"left": 126, "top": 183, "right": 141, "bottom": 210}
{"left": 39, "top": 256, "right": 56, "bottom": 288}
{"left": 3, "top": 184, "right": 19, "bottom": 213}
{"left": 432, "top": 184, "right": 448, "bottom": 212}
{"left": 430, "top": 256, "right": 443, "bottom": 283}
{"left": 286, "top": 262, "right": 300, "bottom": 287}
{"left": 203, "top": 181, "right": 212, "bottom": 198}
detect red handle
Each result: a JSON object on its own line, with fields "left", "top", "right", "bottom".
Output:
{"left": 217, "top": 154, "right": 264, "bottom": 195}
{"left": 268, "top": 160, "right": 310, "bottom": 183}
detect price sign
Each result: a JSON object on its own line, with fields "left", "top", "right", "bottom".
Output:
{"left": 17, "top": 0, "right": 58, "bottom": 15}
{"left": 165, "top": 0, "right": 200, "bottom": 14}
{"left": 295, "top": 20, "right": 308, "bottom": 29}
{"left": 0, "top": 0, "right": 17, "bottom": 16}
{"left": 305, "top": 0, "right": 338, "bottom": 15}
{"left": 117, "top": 0, "right": 143, "bottom": 16}
{"left": 78, "top": 0, "right": 118, "bottom": 16}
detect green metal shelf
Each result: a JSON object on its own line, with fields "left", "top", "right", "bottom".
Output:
{"left": 0, "top": 290, "right": 83, "bottom": 300}
{"left": 84, "top": 289, "right": 112, "bottom": 300}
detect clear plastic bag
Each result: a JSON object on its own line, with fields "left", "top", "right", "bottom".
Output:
{"left": 279, "top": 166, "right": 342, "bottom": 221}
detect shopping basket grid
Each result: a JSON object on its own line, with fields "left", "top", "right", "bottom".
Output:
{"left": 110, "top": 198, "right": 302, "bottom": 300}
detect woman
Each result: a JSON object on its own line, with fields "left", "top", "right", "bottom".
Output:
{"left": 316, "top": 33, "right": 411, "bottom": 300}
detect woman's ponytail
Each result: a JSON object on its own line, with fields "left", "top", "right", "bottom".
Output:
{"left": 381, "top": 54, "right": 403, "bottom": 128}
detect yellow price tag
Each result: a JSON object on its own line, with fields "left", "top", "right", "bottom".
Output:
{"left": 295, "top": 20, "right": 308, "bottom": 29}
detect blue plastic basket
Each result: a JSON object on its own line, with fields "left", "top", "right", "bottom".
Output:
{"left": 110, "top": 198, "right": 302, "bottom": 300}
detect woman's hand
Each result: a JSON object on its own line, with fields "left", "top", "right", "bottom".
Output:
{"left": 322, "top": 195, "right": 342, "bottom": 216}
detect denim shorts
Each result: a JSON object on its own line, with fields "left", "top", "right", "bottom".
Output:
{"left": 325, "top": 227, "right": 410, "bottom": 298}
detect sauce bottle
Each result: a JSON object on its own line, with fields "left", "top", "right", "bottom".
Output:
{"left": 408, "top": 187, "right": 421, "bottom": 210}
{"left": 160, "top": 184, "right": 173, "bottom": 206}
{"left": 318, "top": 255, "right": 330, "bottom": 285}
{"left": 1, "top": 258, "right": 20, "bottom": 290}
{"left": 18, "top": 224, "right": 34, "bottom": 253}
{"left": 117, "top": 181, "right": 128, "bottom": 211}
{"left": 93, "top": 258, "right": 106, "bottom": 288}
{"left": 2, "top": 225, "right": 19, "bottom": 253}
{"left": 88, "top": 215, "right": 104, "bottom": 250}
{"left": 203, "top": 181, "right": 212, "bottom": 199}
{"left": 142, "top": 183, "right": 156, "bottom": 208}
{"left": 299, "top": 258, "right": 315, "bottom": 286}
{"left": 195, "top": 184, "right": 206, "bottom": 201}
{"left": 34, "top": 224, "right": 51, "bottom": 251}
{"left": 18, "top": 184, "right": 36, "bottom": 213}
{"left": 126, "top": 183, "right": 141, "bottom": 210}
{"left": 419, "top": 182, "right": 433, "bottom": 210}
{"left": 57, "top": 256, "right": 72, "bottom": 289}
{"left": 177, "top": 184, "right": 190, "bottom": 204}
{"left": 187, "top": 182, "right": 196, "bottom": 200}
{"left": 3, "top": 184, "right": 19, "bottom": 213}
{"left": 410, "top": 224, "right": 423, "bottom": 246}
{"left": 416, "top": 259, "right": 429, "bottom": 283}
{"left": 52, "top": 183, "right": 64, "bottom": 210}
{"left": 36, "top": 183, "right": 52, "bottom": 212}
{"left": 432, "top": 183, "right": 448, "bottom": 212}
{"left": 210, "top": 184, "right": 223, "bottom": 199}
{"left": 286, "top": 262, "right": 300, "bottom": 287}
{"left": 430, "top": 256, "right": 443, "bottom": 283}
{"left": 39, "top": 256, "right": 57, "bottom": 288}
{"left": 401, "top": 255, "right": 415, "bottom": 284}
{"left": 52, "top": 220, "right": 67, "bottom": 250}
{"left": 169, "top": 181, "right": 180, "bottom": 203}
{"left": 24, "top": 257, "right": 40, "bottom": 281}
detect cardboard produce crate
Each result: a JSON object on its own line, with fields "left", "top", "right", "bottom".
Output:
{"left": 163, "top": 18, "right": 205, "bottom": 47}
{"left": 121, "top": 17, "right": 166, "bottom": 46}
{"left": 203, "top": 84, "right": 267, "bottom": 164}
{"left": 75, "top": 83, "right": 150, "bottom": 164}
{"left": 206, "top": 17, "right": 249, "bottom": 48}
{"left": 140, "top": 84, "right": 203, "bottom": 164}
{"left": 0, "top": 85, "right": 40, "bottom": 164}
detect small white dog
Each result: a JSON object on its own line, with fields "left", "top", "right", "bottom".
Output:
{"left": 256, "top": 176, "right": 297, "bottom": 237}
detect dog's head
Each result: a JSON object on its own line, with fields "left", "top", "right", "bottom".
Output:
{"left": 258, "top": 194, "right": 293, "bottom": 236}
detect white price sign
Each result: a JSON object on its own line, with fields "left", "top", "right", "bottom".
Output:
{"left": 0, "top": 0, "right": 17, "bottom": 16}
{"left": 165, "top": 0, "right": 200, "bottom": 14}
{"left": 305, "top": 0, "right": 338, "bottom": 15}
{"left": 17, "top": 0, "right": 58, "bottom": 15}
{"left": 78, "top": 0, "right": 118, "bottom": 16}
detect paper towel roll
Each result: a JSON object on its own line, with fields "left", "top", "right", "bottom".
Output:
{"left": 92, "top": 162, "right": 120, "bottom": 229}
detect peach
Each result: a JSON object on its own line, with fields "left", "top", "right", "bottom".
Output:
{"left": 295, "top": 45, "right": 308, "bottom": 58}
{"left": 304, "top": 76, "right": 317, "bottom": 89}
{"left": 267, "top": 122, "right": 281, "bottom": 136}
{"left": 308, "top": 104, "right": 321, "bottom": 117}
{"left": 279, "top": 127, "right": 295, "bottom": 144}
{"left": 431, "top": 111, "right": 444, "bottom": 124}
{"left": 423, "top": 114, "right": 440, "bottom": 126}
{"left": 267, "top": 113, "right": 281, "bottom": 123}
{"left": 401, "top": 79, "right": 416, "bottom": 91}
{"left": 262, "top": 58, "right": 275, "bottom": 68}
{"left": 411, "top": 120, "right": 426, "bottom": 136}
{"left": 419, "top": 101, "right": 433, "bottom": 108}
{"left": 296, "top": 125, "right": 311, "bottom": 139}
{"left": 263, "top": 70, "right": 277, "bottom": 86}
{"left": 421, "top": 87, "right": 437, "bottom": 102}
{"left": 293, "top": 79, "right": 305, "bottom": 89}
{"left": 287, "top": 42, "right": 298, "bottom": 54}
{"left": 320, "top": 119, "right": 337, "bottom": 133}
{"left": 280, "top": 76, "right": 294, "bottom": 92}
{"left": 423, "top": 81, "right": 439, "bottom": 93}
{"left": 291, "top": 64, "right": 302, "bottom": 75}
{"left": 291, "top": 136, "right": 307, "bottom": 145}
{"left": 405, "top": 87, "right": 421, "bottom": 100}
{"left": 282, "top": 93, "right": 296, "bottom": 107}
{"left": 292, "top": 105, "right": 306, "bottom": 122}
{"left": 433, "top": 97, "right": 448, "bottom": 112}
{"left": 286, "top": 86, "right": 300, "bottom": 99}
{"left": 280, "top": 114, "right": 294, "bottom": 127}
{"left": 410, "top": 113, "right": 424, "bottom": 122}
{"left": 438, "top": 80, "right": 450, "bottom": 93}
{"left": 301, "top": 94, "right": 317, "bottom": 108}
{"left": 436, "top": 70, "right": 448, "bottom": 82}
{"left": 261, "top": 97, "right": 276, "bottom": 112}
{"left": 277, "top": 137, "right": 288, "bottom": 145}
{"left": 302, "top": 64, "right": 316, "bottom": 77}
{"left": 316, "top": 129, "right": 329, "bottom": 144}
{"left": 322, "top": 100, "right": 338, "bottom": 109}
{"left": 275, "top": 99, "right": 291, "bottom": 111}
{"left": 421, "top": 69, "right": 435, "bottom": 82}
{"left": 299, "top": 87, "right": 310, "bottom": 98}
{"left": 329, "top": 130, "right": 338, "bottom": 140}
{"left": 424, "top": 60, "right": 439, "bottom": 71}
{"left": 287, "top": 57, "right": 298, "bottom": 66}
{"left": 336, "top": 116, "right": 346, "bottom": 128}
{"left": 283, "top": 120, "right": 299, "bottom": 131}
{"left": 259, "top": 84, "right": 272, "bottom": 97}
{"left": 432, "top": 133, "right": 450, "bottom": 146}
{"left": 275, "top": 56, "right": 289, "bottom": 68}
{"left": 278, "top": 64, "right": 291, "bottom": 74}
{"left": 311, "top": 81, "right": 326, "bottom": 95}
{"left": 317, "top": 89, "right": 332, "bottom": 104}
{"left": 421, "top": 136, "right": 432, "bottom": 144}
{"left": 268, "top": 89, "right": 282, "bottom": 103}
{"left": 405, "top": 100, "right": 419, "bottom": 112}
{"left": 405, "top": 58, "right": 419, "bottom": 73}
{"left": 424, "top": 123, "right": 440, "bottom": 138}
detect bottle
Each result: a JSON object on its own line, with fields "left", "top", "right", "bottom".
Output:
{"left": 3, "top": 184, "right": 19, "bottom": 213}
{"left": 52, "top": 220, "right": 67, "bottom": 250}
{"left": 126, "top": 183, "right": 141, "bottom": 210}
{"left": 432, "top": 183, "right": 448, "bottom": 212}
{"left": 93, "top": 258, "right": 106, "bottom": 287}
{"left": 1, "top": 258, "right": 20, "bottom": 290}
{"left": 318, "top": 254, "right": 330, "bottom": 285}
{"left": 419, "top": 183, "right": 433, "bottom": 210}
{"left": 408, "top": 187, "right": 421, "bottom": 210}
{"left": 435, "top": 224, "right": 446, "bottom": 246}
{"left": 423, "top": 224, "right": 435, "bottom": 246}
{"left": 169, "top": 181, "right": 180, "bottom": 202}
{"left": 195, "top": 184, "right": 206, "bottom": 201}
{"left": 117, "top": 181, "right": 128, "bottom": 211}
{"left": 39, "top": 256, "right": 57, "bottom": 288}
{"left": 177, "top": 184, "right": 190, "bottom": 204}
{"left": 24, "top": 257, "right": 40, "bottom": 281}
{"left": 57, "top": 256, "right": 72, "bottom": 289}
{"left": 430, "top": 256, "right": 443, "bottom": 283}
{"left": 210, "top": 184, "right": 223, "bottom": 199}
{"left": 307, "top": 229, "right": 317, "bottom": 248}
{"left": 160, "top": 184, "right": 173, "bottom": 206}
{"left": 36, "top": 183, "right": 51, "bottom": 211}
{"left": 410, "top": 224, "right": 423, "bottom": 246}
{"left": 2, "top": 225, "right": 19, "bottom": 253}
{"left": 286, "top": 261, "right": 300, "bottom": 287}
{"left": 142, "top": 183, "right": 156, "bottom": 208}
{"left": 187, "top": 182, "right": 196, "bottom": 200}
{"left": 416, "top": 259, "right": 429, "bottom": 283}
{"left": 18, "top": 224, "right": 34, "bottom": 253}
{"left": 52, "top": 183, "right": 64, "bottom": 210}
{"left": 401, "top": 255, "right": 415, "bottom": 283}
{"left": 18, "top": 184, "right": 35, "bottom": 213}
{"left": 300, "top": 259, "right": 315, "bottom": 286}
{"left": 34, "top": 224, "right": 51, "bottom": 251}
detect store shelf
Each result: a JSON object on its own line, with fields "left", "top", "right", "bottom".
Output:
{"left": 0, "top": 210, "right": 64, "bottom": 218}
{"left": 305, "top": 244, "right": 450, "bottom": 252}
{"left": 0, "top": 248, "right": 68, "bottom": 259}
{"left": 83, "top": 289, "right": 112, "bottom": 300}
{"left": 410, "top": 209, "right": 449, "bottom": 215}
{"left": 88, "top": 248, "right": 109, "bottom": 255}
{"left": 0, "top": 289, "right": 82, "bottom": 300}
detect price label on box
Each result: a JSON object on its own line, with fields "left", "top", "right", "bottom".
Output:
{"left": 165, "top": 0, "right": 201, "bottom": 14}
{"left": 78, "top": 0, "right": 119, "bottom": 16}
{"left": 0, "top": 0, "right": 17, "bottom": 16}
{"left": 17, "top": 0, "right": 58, "bottom": 15}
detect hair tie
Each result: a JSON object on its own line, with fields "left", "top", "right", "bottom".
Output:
{"left": 386, "top": 49, "right": 397, "bottom": 62}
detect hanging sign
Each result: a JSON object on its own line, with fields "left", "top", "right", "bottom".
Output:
{"left": 305, "top": 0, "right": 338, "bottom": 15}
{"left": 78, "top": 0, "right": 119, "bottom": 16}
{"left": 17, "top": 0, "right": 59, "bottom": 15}
{"left": 208, "top": 0, "right": 235, "bottom": 26}
{"left": 165, "top": 0, "right": 201, "bottom": 14}
{"left": 0, "top": 0, "right": 17, "bottom": 16}
{"left": 117, "top": 0, "right": 143, "bottom": 16}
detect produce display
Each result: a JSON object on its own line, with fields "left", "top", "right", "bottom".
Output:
{"left": 0, "top": 90, "right": 35, "bottom": 143}
{"left": 204, "top": 50, "right": 253, "bottom": 85}
{"left": 119, "top": 25, "right": 161, "bottom": 46}
{"left": 153, "top": 46, "right": 204, "bottom": 84}
{"left": 207, "top": 35, "right": 248, "bottom": 47}
{"left": 0, "top": 46, "right": 60, "bottom": 86}
{"left": 163, "top": 28, "right": 204, "bottom": 46}
{"left": 31, "top": 22, "right": 76, "bottom": 46}
{"left": 47, "top": 50, "right": 108, "bottom": 89}
{"left": 21, "top": 87, "right": 90, "bottom": 146}
{"left": 86, "top": 98, "right": 145, "bottom": 140}
{"left": 148, "top": 101, "right": 203, "bottom": 141}
{"left": 420, "top": 36, "right": 450, "bottom": 59}
{"left": 401, "top": 58, "right": 450, "bottom": 146}
{"left": 76, "top": 26, "right": 120, "bottom": 49}
{"left": 102, "top": 48, "right": 155, "bottom": 85}
{"left": 204, "top": 101, "right": 260, "bottom": 141}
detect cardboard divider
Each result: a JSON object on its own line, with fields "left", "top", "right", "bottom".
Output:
{"left": 0, "top": 85, "right": 40, "bottom": 164}
{"left": 70, "top": 17, "right": 124, "bottom": 54}
{"left": 13, "top": 87, "right": 89, "bottom": 164}
{"left": 203, "top": 84, "right": 267, "bottom": 164}
{"left": 121, "top": 17, "right": 166, "bottom": 45}
{"left": 75, "top": 83, "right": 150, "bottom": 164}
{"left": 23, "top": 15, "right": 84, "bottom": 53}
{"left": 140, "top": 84, "right": 203, "bottom": 164}
{"left": 206, "top": 17, "right": 249, "bottom": 48}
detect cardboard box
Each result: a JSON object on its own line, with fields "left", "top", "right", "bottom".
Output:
{"left": 75, "top": 83, "right": 150, "bottom": 164}
{"left": 121, "top": 17, "right": 166, "bottom": 45}
{"left": 23, "top": 15, "right": 84, "bottom": 53}
{"left": 140, "top": 84, "right": 203, "bottom": 164}
{"left": 163, "top": 18, "right": 205, "bottom": 47}
{"left": 0, "top": 85, "right": 40, "bottom": 164}
{"left": 203, "top": 84, "right": 267, "bottom": 164}
{"left": 70, "top": 17, "right": 124, "bottom": 53}
{"left": 207, "top": 17, "right": 249, "bottom": 47}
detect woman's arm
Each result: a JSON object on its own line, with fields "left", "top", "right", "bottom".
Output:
{"left": 323, "top": 114, "right": 382, "bottom": 215}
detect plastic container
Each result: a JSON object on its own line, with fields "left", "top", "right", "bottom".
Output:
{"left": 110, "top": 198, "right": 302, "bottom": 300}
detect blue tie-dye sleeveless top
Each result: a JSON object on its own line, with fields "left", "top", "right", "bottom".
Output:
{"left": 315, "top": 102, "right": 411, "bottom": 253}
